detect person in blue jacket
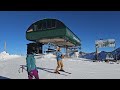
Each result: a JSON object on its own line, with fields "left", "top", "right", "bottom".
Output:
{"left": 55, "top": 47, "right": 64, "bottom": 74}
{"left": 26, "top": 45, "right": 39, "bottom": 79}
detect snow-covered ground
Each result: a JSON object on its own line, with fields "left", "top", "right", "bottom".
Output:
{"left": 0, "top": 53, "right": 120, "bottom": 79}
{"left": 0, "top": 51, "right": 21, "bottom": 60}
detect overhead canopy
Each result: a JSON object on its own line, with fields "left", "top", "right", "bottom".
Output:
{"left": 26, "top": 18, "right": 81, "bottom": 47}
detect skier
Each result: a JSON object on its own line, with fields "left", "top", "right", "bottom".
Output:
{"left": 26, "top": 44, "right": 39, "bottom": 79}
{"left": 54, "top": 47, "right": 64, "bottom": 74}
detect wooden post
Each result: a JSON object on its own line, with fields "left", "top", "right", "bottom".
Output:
{"left": 96, "top": 48, "right": 98, "bottom": 60}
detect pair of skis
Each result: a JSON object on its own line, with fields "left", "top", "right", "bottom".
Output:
{"left": 60, "top": 70, "right": 71, "bottom": 74}
{"left": 54, "top": 70, "right": 71, "bottom": 75}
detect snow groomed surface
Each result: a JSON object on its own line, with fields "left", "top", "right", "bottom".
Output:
{"left": 0, "top": 53, "right": 120, "bottom": 79}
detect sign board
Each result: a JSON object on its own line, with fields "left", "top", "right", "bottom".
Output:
{"left": 95, "top": 39, "right": 115, "bottom": 48}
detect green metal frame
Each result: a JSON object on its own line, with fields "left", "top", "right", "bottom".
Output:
{"left": 26, "top": 19, "right": 81, "bottom": 46}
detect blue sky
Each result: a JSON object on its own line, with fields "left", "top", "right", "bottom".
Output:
{"left": 0, "top": 11, "right": 120, "bottom": 55}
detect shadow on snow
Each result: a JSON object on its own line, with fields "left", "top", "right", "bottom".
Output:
{"left": 0, "top": 76, "right": 10, "bottom": 79}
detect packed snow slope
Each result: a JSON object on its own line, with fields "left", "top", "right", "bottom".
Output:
{"left": 0, "top": 53, "right": 120, "bottom": 79}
